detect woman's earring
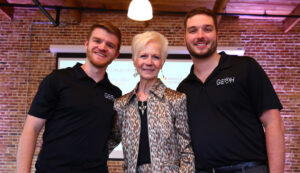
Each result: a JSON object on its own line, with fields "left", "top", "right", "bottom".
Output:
{"left": 133, "top": 69, "right": 139, "bottom": 77}
{"left": 160, "top": 70, "right": 166, "bottom": 80}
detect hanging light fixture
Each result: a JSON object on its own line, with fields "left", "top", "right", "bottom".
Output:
{"left": 127, "top": 0, "right": 153, "bottom": 21}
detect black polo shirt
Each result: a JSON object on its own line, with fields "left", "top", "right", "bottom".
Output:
{"left": 29, "top": 63, "right": 121, "bottom": 173}
{"left": 177, "top": 52, "right": 282, "bottom": 169}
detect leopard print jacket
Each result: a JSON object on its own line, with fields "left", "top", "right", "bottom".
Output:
{"left": 108, "top": 79, "right": 194, "bottom": 173}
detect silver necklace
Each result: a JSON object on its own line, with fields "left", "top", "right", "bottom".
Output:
{"left": 138, "top": 101, "right": 147, "bottom": 114}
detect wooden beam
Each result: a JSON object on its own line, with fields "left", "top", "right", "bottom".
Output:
{"left": 283, "top": 4, "right": 300, "bottom": 33}
{"left": 0, "top": 0, "right": 14, "bottom": 20}
{"left": 213, "top": 0, "right": 230, "bottom": 24}
{"left": 64, "top": 0, "right": 81, "bottom": 23}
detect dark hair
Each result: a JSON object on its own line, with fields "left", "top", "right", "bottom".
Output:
{"left": 87, "top": 21, "right": 122, "bottom": 52}
{"left": 184, "top": 7, "right": 218, "bottom": 31}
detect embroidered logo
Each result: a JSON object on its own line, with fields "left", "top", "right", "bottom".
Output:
{"left": 104, "top": 92, "right": 116, "bottom": 101}
{"left": 216, "top": 77, "right": 235, "bottom": 86}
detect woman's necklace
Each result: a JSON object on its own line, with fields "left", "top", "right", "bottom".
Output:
{"left": 138, "top": 101, "right": 147, "bottom": 114}
{"left": 137, "top": 83, "right": 150, "bottom": 115}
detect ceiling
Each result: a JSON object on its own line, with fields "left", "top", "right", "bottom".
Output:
{"left": 0, "top": 0, "right": 300, "bottom": 32}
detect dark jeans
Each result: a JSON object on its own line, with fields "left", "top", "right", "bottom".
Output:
{"left": 196, "top": 161, "right": 269, "bottom": 173}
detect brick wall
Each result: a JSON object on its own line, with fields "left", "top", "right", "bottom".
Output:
{"left": 0, "top": 7, "right": 299, "bottom": 173}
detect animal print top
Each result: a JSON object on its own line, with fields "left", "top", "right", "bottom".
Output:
{"left": 109, "top": 79, "right": 195, "bottom": 173}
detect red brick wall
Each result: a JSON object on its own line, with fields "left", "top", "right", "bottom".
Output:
{"left": 0, "top": 8, "right": 299, "bottom": 173}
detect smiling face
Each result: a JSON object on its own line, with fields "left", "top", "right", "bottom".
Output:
{"left": 134, "top": 41, "right": 163, "bottom": 83}
{"left": 85, "top": 28, "right": 119, "bottom": 69}
{"left": 184, "top": 14, "right": 218, "bottom": 59}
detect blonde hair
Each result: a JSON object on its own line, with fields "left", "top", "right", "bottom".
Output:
{"left": 131, "top": 31, "right": 168, "bottom": 63}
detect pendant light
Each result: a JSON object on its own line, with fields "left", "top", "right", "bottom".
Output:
{"left": 127, "top": 0, "right": 153, "bottom": 21}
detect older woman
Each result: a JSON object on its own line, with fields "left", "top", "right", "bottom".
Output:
{"left": 109, "top": 31, "right": 194, "bottom": 172}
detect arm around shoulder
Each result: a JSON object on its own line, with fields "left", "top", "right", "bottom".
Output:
{"left": 16, "top": 115, "right": 46, "bottom": 173}
{"left": 260, "top": 109, "right": 285, "bottom": 173}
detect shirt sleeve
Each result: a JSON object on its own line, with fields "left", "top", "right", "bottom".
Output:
{"left": 28, "top": 71, "right": 59, "bottom": 119}
{"left": 107, "top": 99, "right": 123, "bottom": 153}
{"left": 246, "top": 58, "right": 283, "bottom": 116}
{"left": 173, "top": 93, "right": 195, "bottom": 172}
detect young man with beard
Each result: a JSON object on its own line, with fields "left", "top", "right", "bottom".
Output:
{"left": 177, "top": 7, "right": 285, "bottom": 173}
{"left": 17, "top": 21, "right": 122, "bottom": 173}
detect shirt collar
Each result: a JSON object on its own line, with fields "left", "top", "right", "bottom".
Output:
{"left": 73, "top": 62, "right": 87, "bottom": 79}
{"left": 126, "top": 79, "right": 166, "bottom": 105}
{"left": 186, "top": 51, "right": 232, "bottom": 81}
{"left": 218, "top": 51, "right": 232, "bottom": 70}
{"left": 73, "top": 62, "right": 111, "bottom": 86}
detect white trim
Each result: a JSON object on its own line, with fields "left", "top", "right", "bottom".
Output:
{"left": 50, "top": 45, "right": 245, "bottom": 56}
{"left": 50, "top": 45, "right": 86, "bottom": 54}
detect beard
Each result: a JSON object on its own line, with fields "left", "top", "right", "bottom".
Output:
{"left": 186, "top": 39, "right": 217, "bottom": 59}
{"left": 86, "top": 48, "right": 115, "bottom": 68}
